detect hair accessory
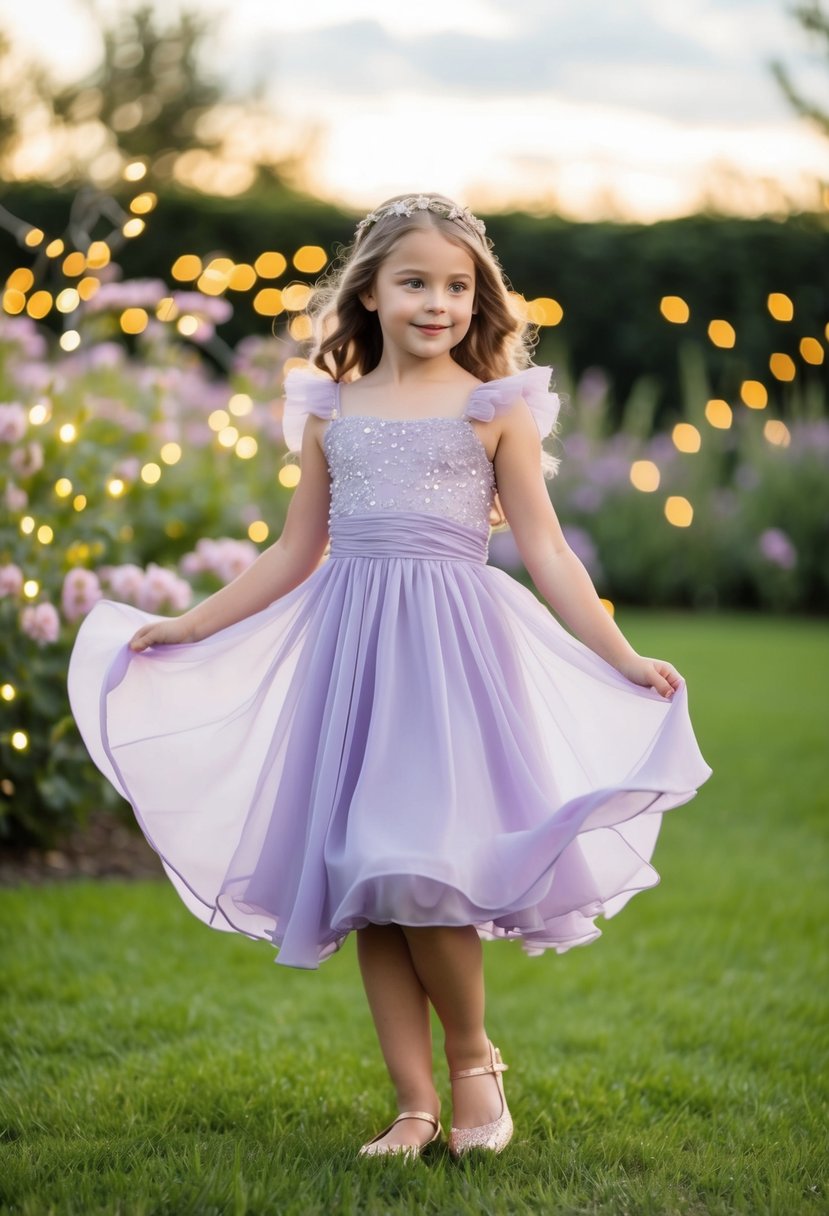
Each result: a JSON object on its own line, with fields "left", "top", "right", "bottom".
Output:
{"left": 355, "top": 196, "right": 487, "bottom": 241}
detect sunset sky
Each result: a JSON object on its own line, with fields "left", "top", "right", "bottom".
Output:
{"left": 5, "top": 0, "right": 828, "bottom": 220}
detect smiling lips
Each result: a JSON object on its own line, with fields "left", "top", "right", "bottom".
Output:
{"left": 416, "top": 324, "right": 450, "bottom": 332}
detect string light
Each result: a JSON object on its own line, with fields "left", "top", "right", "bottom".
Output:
{"left": 253, "top": 288, "right": 284, "bottom": 317}
{"left": 208, "top": 409, "right": 230, "bottom": 432}
{"left": 160, "top": 443, "right": 182, "bottom": 465}
{"left": 629, "top": 461, "right": 660, "bottom": 491}
{"left": 11, "top": 731, "right": 28, "bottom": 751}
{"left": 705, "top": 400, "right": 732, "bottom": 429}
{"left": 293, "top": 246, "right": 327, "bottom": 273}
{"left": 60, "top": 331, "right": 81, "bottom": 352}
{"left": 123, "top": 218, "right": 145, "bottom": 238}
{"left": 24, "top": 228, "right": 44, "bottom": 247}
{"left": 37, "top": 524, "right": 54, "bottom": 544}
{"left": 171, "top": 255, "right": 202, "bottom": 281}
{"left": 279, "top": 466, "right": 301, "bottom": 489}
{"left": 660, "top": 296, "right": 690, "bottom": 323}
{"left": 254, "top": 252, "right": 287, "bottom": 278}
{"left": 2, "top": 289, "right": 25, "bottom": 315}
{"left": 217, "top": 425, "right": 239, "bottom": 448}
{"left": 23, "top": 579, "right": 39, "bottom": 598}
{"left": 29, "top": 402, "right": 51, "bottom": 425}
{"left": 707, "top": 320, "right": 735, "bottom": 348}
{"left": 228, "top": 393, "right": 253, "bottom": 417}
{"left": 248, "top": 520, "right": 269, "bottom": 542}
{"left": 7, "top": 268, "right": 34, "bottom": 291}
{"left": 87, "top": 241, "right": 111, "bottom": 269}
{"left": 20, "top": 515, "right": 35, "bottom": 535}
{"left": 107, "top": 478, "right": 125, "bottom": 497}
{"left": 141, "top": 463, "right": 161, "bottom": 484}
{"left": 740, "top": 381, "right": 768, "bottom": 410}
{"left": 664, "top": 497, "right": 693, "bottom": 527}
{"left": 235, "top": 436, "right": 258, "bottom": 459}
{"left": 177, "top": 315, "right": 198, "bottom": 336}
{"left": 228, "top": 264, "right": 256, "bottom": 291}
{"left": 672, "top": 423, "right": 701, "bottom": 453}
{"left": 59, "top": 423, "right": 77, "bottom": 443}
{"left": 767, "top": 293, "right": 793, "bottom": 322}
{"left": 72, "top": 494, "right": 87, "bottom": 512}
{"left": 764, "top": 420, "right": 791, "bottom": 447}
{"left": 27, "top": 291, "right": 53, "bottom": 319}
{"left": 770, "top": 353, "right": 796, "bottom": 381}
{"left": 800, "top": 337, "right": 824, "bottom": 365}
{"left": 0, "top": 684, "right": 15, "bottom": 701}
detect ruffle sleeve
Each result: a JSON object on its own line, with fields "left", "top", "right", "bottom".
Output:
{"left": 465, "top": 366, "right": 560, "bottom": 439}
{"left": 281, "top": 369, "right": 339, "bottom": 454}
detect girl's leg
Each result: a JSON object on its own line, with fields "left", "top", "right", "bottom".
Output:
{"left": 356, "top": 923, "right": 441, "bottom": 1148}
{"left": 401, "top": 925, "right": 505, "bottom": 1129}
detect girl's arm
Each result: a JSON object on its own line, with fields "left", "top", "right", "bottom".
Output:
{"left": 129, "top": 416, "right": 331, "bottom": 651}
{"left": 493, "top": 401, "right": 681, "bottom": 699}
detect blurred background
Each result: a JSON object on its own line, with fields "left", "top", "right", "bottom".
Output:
{"left": 0, "top": 0, "right": 827, "bottom": 849}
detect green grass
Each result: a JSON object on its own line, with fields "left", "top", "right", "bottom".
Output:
{"left": 1, "top": 610, "right": 827, "bottom": 1216}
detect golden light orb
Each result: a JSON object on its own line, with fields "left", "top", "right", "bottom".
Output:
{"left": 86, "top": 241, "right": 111, "bottom": 269}
{"left": 0, "top": 683, "right": 15, "bottom": 702}
{"left": 289, "top": 315, "right": 313, "bottom": 341}
{"left": 56, "top": 288, "right": 80, "bottom": 313}
{"left": 740, "top": 380, "right": 768, "bottom": 410}
{"left": 55, "top": 478, "right": 73, "bottom": 498}
{"left": 2, "top": 289, "right": 26, "bottom": 315}
{"left": 120, "top": 307, "right": 148, "bottom": 334}
{"left": 129, "top": 192, "right": 158, "bottom": 215}
{"left": 72, "top": 494, "right": 87, "bottom": 512}
{"left": 123, "top": 160, "right": 148, "bottom": 182}
{"left": 107, "top": 478, "right": 126, "bottom": 497}
{"left": 282, "top": 283, "right": 313, "bottom": 312}
{"left": 208, "top": 409, "right": 230, "bottom": 432}
{"left": 160, "top": 442, "right": 182, "bottom": 465}
{"left": 29, "top": 402, "right": 51, "bottom": 425}
{"left": 123, "top": 218, "right": 145, "bottom": 238}
{"left": 279, "top": 465, "right": 301, "bottom": 489}
{"left": 228, "top": 263, "right": 257, "bottom": 291}
{"left": 599, "top": 598, "right": 615, "bottom": 617}
{"left": 45, "top": 238, "right": 65, "bottom": 257}
{"left": 248, "top": 520, "right": 270, "bottom": 543}
{"left": 254, "top": 251, "right": 287, "bottom": 279}
{"left": 672, "top": 423, "right": 701, "bottom": 453}
{"left": 292, "top": 245, "right": 327, "bottom": 274}
{"left": 23, "top": 579, "right": 39, "bottom": 598}
{"left": 77, "top": 277, "right": 101, "bottom": 301}
{"left": 7, "top": 267, "right": 34, "bottom": 291}
{"left": 11, "top": 731, "right": 28, "bottom": 752}
{"left": 764, "top": 420, "right": 791, "bottom": 447}
{"left": 769, "top": 353, "right": 796, "bottom": 382}
{"left": 59, "top": 331, "right": 81, "bottom": 352}
{"left": 26, "top": 290, "right": 53, "bottom": 319}
{"left": 171, "top": 255, "right": 203, "bottom": 282}
{"left": 527, "top": 297, "right": 564, "bottom": 326}
{"left": 707, "top": 319, "right": 735, "bottom": 348}
{"left": 660, "top": 296, "right": 690, "bottom": 324}
{"left": 24, "top": 228, "right": 44, "bottom": 247}
{"left": 20, "top": 515, "right": 35, "bottom": 534}
{"left": 62, "top": 252, "right": 86, "bottom": 277}
{"left": 235, "top": 436, "right": 258, "bottom": 459}
{"left": 253, "top": 288, "right": 284, "bottom": 317}
{"left": 705, "top": 399, "right": 732, "bottom": 429}
{"left": 629, "top": 460, "right": 660, "bottom": 492}
{"left": 37, "top": 524, "right": 54, "bottom": 544}
{"left": 664, "top": 496, "right": 694, "bottom": 527}
{"left": 141, "top": 462, "right": 161, "bottom": 485}
{"left": 800, "top": 337, "right": 824, "bottom": 365}
{"left": 228, "top": 393, "right": 253, "bottom": 417}
{"left": 177, "top": 315, "right": 199, "bottom": 336}
{"left": 767, "top": 292, "right": 794, "bottom": 322}
{"left": 217, "top": 425, "right": 239, "bottom": 448}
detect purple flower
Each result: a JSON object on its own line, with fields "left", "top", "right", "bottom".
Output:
{"left": 0, "top": 403, "right": 27, "bottom": 443}
{"left": 758, "top": 528, "right": 797, "bottom": 570}
{"left": 101, "top": 564, "right": 145, "bottom": 605}
{"left": 569, "top": 484, "right": 604, "bottom": 514}
{"left": 10, "top": 441, "right": 44, "bottom": 478}
{"left": 171, "top": 292, "right": 233, "bottom": 325}
{"left": 0, "top": 564, "right": 24, "bottom": 598}
{"left": 136, "top": 564, "right": 192, "bottom": 612}
{"left": 20, "top": 602, "right": 60, "bottom": 646}
{"left": 61, "top": 568, "right": 103, "bottom": 622}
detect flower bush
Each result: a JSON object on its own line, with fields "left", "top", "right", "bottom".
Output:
{"left": 1, "top": 297, "right": 826, "bottom": 845}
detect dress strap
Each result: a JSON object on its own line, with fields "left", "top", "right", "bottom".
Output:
{"left": 281, "top": 368, "right": 339, "bottom": 454}
{"left": 465, "top": 366, "right": 560, "bottom": 439}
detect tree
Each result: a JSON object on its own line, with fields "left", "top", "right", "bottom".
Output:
{"left": 772, "top": 1, "right": 829, "bottom": 138}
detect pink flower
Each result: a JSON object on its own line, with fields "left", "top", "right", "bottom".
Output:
{"left": 113, "top": 457, "right": 141, "bottom": 482}
{"left": 759, "top": 528, "right": 797, "bottom": 570}
{"left": 0, "top": 403, "right": 27, "bottom": 443}
{"left": 4, "top": 483, "right": 28, "bottom": 511}
{"left": 0, "top": 564, "right": 24, "bottom": 598}
{"left": 179, "top": 537, "right": 257, "bottom": 584}
{"left": 10, "top": 441, "right": 44, "bottom": 477}
{"left": 61, "top": 568, "right": 103, "bottom": 622}
{"left": 101, "top": 563, "right": 145, "bottom": 604}
{"left": 20, "top": 602, "right": 60, "bottom": 646}
{"left": 137, "top": 563, "right": 192, "bottom": 613}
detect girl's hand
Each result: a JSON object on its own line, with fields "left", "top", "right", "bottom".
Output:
{"left": 617, "top": 654, "right": 682, "bottom": 699}
{"left": 129, "top": 616, "right": 193, "bottom": 652}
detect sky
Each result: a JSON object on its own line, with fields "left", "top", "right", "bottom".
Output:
{"left": 4, "top": 0, "right": 828, "bottom": 220}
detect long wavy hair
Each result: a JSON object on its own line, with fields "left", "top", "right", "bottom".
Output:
{"left": 309, "top": 193, "right": 534, "bottom": 383}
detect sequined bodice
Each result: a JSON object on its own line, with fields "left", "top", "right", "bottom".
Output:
{"left": 323, "top": 417, "right": 496, "bottom": 532}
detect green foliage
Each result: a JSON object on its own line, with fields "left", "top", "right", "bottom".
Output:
{"left": 0, "top": 612, "right": 826, "bottom": 1214}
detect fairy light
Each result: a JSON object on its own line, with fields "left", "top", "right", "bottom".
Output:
{"left": 27, "top": 290, "right": 53, "bottom": 319}
{"left": 72, "top": 494, "right": 87, "bottom": 512}
{"left": 660, "top": 296, "right": 690, "bottom": 324}
{"left": 120, "top": 308, "right": 148, "bottom": 334}
{"left": 629, "top": 460, "right": 660, "bottom": 492}
{"left": 279, "top": 465, "right": 301, "bottom": 489}
{"left": 55, "top": 478, "right": 72, "bottom": 498}
{"left": 141, "top": 462, "right": 161, "bottom": 484}
{"left": 7, "top": 268, "right": 34, "bottom": 291}
{"left": 86, "top": 241, "right": 111, "bottom": 269}
{"left": 59, "top": 423, "right": 77, "bottom": 443}
{"left": 123, "top": 218, "right": 145, "bottom": 238}
{"left": 56, "top": 288, "right": 81, "bottom": 313}
{"left": 23, "top": 579, "right": 39, "bottom": 598}
{"left": 29, "top": 402, "right": 51, "bottom": 425}
{"left": 255, "top": 252, "right": 287, "bottom": 278}
{"left": 764, "top": 420, "right": 791, "bottom": 447}
{"left": 11, "top": 731, "right": 28, "bottom": 751}
{"left": 45, "top": 238, "right": 65, "bottom": 257}
{"left": 527, "top": 297, "right": 564, "bottom": 326}
{"left": 177, "top": 315, "right": 198, "bottom": 336}
{"left": 107, "top": 478, "right": 126, "bottom": 498}
{"left": 171, "top": 255, "right": 202, "bottom": 281}
{"left": 124, "top": 160, "right": 148, "bottom": 182}
{"left": 283, "top": 357, "right": 309, "bottom": 375}
{"left": 228, "top": 393, "right": 253, "bottom": 417}
{"left": 248, "top": 520, "right": 269, "bottom": 542}
{"left": 767, "top": 293, "right": 793, "bottom": 322}
{"left": 228, "top": 264, "right": 256, "bottom": 291}
{"left": 293, "top": 245, "right": 328, "bottom": 273}
{"left": 129, "top": 192, "right": 157, "bottom": 215}
{"left": 37, "top": 524, "right": 54, "bottom": 544}
{"left": 217, "top": 425, "right": 239, "bottom": 448}
{"left": 208, "top": 409, "right": 230, "bottom": 432}
{"left": 156, "top": 297, "right": 177, "bottom": 322}
{"left": 60, "top": 331, "right": 81, "bottom": 352}
{"left": 77, "top": 277, "right": 101, "bottom": 301}
{"left": 800, "top": 337, "right": 824, "bottom": 365}
{"left": 24, "top": 228, "right": 44, "bottom": 248}
{"left": 20, "top": 516, "right": 35, "bottom": 535}
{"left": 705, "top": 399, "right": 732, "bottom": 429}
{"left": 160, "top": 442, "right": 182, "bottom": 465}
{"left": 664, "top": 497, "right": 693, "bottom": 527}
{"left": 253, "top": 288, "right": 284, "bottom": 317}
{"left": 2, "top": 290, "right": 25, "bottom": 315}
{"left": 289, "top": 316, "right": 313, "bottom": 341}
{"left": 282, "top": 284, "right": 313, "bottom": 312}
{"left": 198, "top": 257, "right": 233, "bottom": 296}
{"left": 672, "top": 423, "right": 701, "bottom": 453}
{"left": 0, "top": 684, "right": 15, "bottom": 701}
{"left": 770, "top": 353, "right": 796, "bottom": 381}
{"left": 235, "top": 436, "right": 258, "bottom": 459}
{"left": 707, "top": 320, "right": 735, "bottom": 348}
{"left": 740, "top": 381, "right": 768, "bottom": 410}
{"left": 62, "top": 252, "right": 86, "bottom": 277}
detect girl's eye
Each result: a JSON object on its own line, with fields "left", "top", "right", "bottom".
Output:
{"left": 404, "top": 278, "right": 424, "bottom": 289}
{"left": 449, "top": 282, "right": 467, "bottom": 293}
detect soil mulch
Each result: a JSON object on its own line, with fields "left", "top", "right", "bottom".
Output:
{"left": 0, "top": 811, "right": 163, "bottom": 887}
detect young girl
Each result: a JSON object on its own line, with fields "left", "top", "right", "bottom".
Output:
{"left": 68, "top": 192, "right": 712, "bottom": 1161}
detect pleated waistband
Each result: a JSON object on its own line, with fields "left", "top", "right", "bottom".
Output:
{"left": 328, "top": 511, "right": 489, "bottom": 564}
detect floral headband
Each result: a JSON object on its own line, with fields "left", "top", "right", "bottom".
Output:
{"left": 355, "top": 195, "right": 487, "bottom": 241}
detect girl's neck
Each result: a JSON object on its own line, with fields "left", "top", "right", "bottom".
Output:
{"left": 363, "top": 352, "right": 472, "bottom": 389}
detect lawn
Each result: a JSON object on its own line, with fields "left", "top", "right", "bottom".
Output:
{"left": 1, "top": 610, "right": 827, "bottom": 1216}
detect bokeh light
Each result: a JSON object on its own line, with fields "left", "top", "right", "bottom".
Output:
{"left": 660, "top": 296, "right": 690, "bottom": 323}
{"left": 664, "top": 496, "right": 694, "bottom": 527}
{"left": 629, "top": 460, "right": 660, "bottom": 491}
{"left": 740, "top": 380, "right": 768, "bottom": 409}
{"left": 767, "top": 292, "right": 794, "bottom": 322}
{"left": 707, "top": 320, "right": 735, "bottom": 348}
{"left": 672, "top": 423, "right": 701, "bottom": 453}
{"left": 705, "top": 399, "right": 732, "bottom": 428}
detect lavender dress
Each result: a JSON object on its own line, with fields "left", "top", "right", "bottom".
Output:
{"left": 68, "top": 366, "right": 712, "bottom": 969}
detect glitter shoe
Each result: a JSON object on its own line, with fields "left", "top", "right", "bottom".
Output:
{"left": 448, "top": 1042, "right": 513, "bottom": 1158}
{"left": 358, "top": 1110, "right": 441, "bottom": 1160}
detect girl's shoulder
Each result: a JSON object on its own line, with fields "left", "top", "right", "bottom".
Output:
{"left": 467, "top": 367, "right": 561, "bottom": 439}
{"left": 281, "top": 368, "right": 339, "bottom": 453}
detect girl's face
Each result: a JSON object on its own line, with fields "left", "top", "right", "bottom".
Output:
{"left": 360, "top": 226, "right": 477, "bottom": 366}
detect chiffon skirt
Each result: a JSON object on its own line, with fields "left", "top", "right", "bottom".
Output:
{"left": 68, "top": 509, "right": 712, "bottom": 969}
